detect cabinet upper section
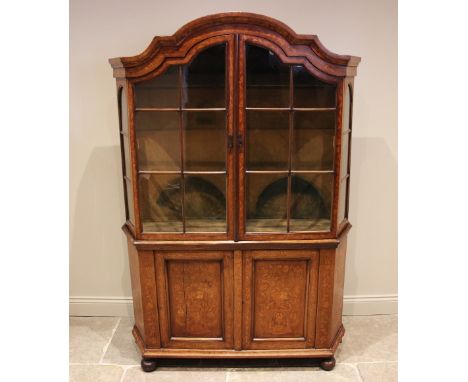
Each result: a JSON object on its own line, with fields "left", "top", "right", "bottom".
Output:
{"left": 110, "top": 13, "right": 360, "bottom": 241}
{"left": 109, "top": 13, "right": 360, "bottom": 80}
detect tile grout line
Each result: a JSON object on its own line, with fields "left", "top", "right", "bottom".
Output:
{"left": 341, "top": 361, "right": 398, "bottom": 365}
{"left": 99, "top": 317, "right": 121, "bottom": 364}
{"left": 70, "top": 362, "right": 139, "bottom": 366}
{"left": 348, "top": 363, "right": 364, "bottom": 382}
{"left": 118, "top": 365, "right": 132, "bottom": 382}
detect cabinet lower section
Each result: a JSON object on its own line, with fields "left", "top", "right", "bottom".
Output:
{"left": 125, "top": 230, "right": 348, "bottom": 366}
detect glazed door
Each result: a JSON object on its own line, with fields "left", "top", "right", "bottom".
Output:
{"left": 242, "top": 250, "right": 319, "bottom": 349}
{"left": 155, "top": 251, "right": 234, "bottom": 349}
{"left": 237, "top": 36, "right": 339, "bottom": 240}
{"left": 133, "top": 36, "right": 236, "bottom": 240}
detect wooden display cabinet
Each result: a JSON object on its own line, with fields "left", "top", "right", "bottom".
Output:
{"left": 109, "top": 13, "right": 360, "bottom": 372}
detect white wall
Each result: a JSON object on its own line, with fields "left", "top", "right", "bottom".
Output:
{"left": 70, "top": 0, "right": 397, "bottom": 316}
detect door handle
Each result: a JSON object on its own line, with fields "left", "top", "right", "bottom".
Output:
{"left": 227, "top": 135, "right": 234, "bottom": 151}
{"left": 237, "top": 134, "right": 243, "bottom": 150}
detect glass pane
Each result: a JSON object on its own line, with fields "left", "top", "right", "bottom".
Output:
{"left": 338, "top": 178, "right": 348, "bottom": 223}
{"left": 125, "top": 179, "right": 134, "bottom": 223}
{"left": 135, "top": 111, "right": 180, "bottom": 171}
{"left": 135, "top": 66, "right": 179, "bottom": 108}
{"left": 185, "top": 174, "right": 226, "bottom": 232}
{"left": 289, "top": 174, "right": 333, "bottom": 232}
{"left": 122, "top": 133, "right": 132, "bottom": 178}
{"left": 246, "top": 44, "right": 289, "bottom": 107}
{"left": 246, "top": 111, "right": 289, "bottom": 170}
{"left": 293, "top": 66, "right": 336, "bottom": 108}
{"left": 293, "top": 111, "right": 335, "bottom": 171}
{"left": 138, "top": 174, "right": 183, "bottom": 232}
{"left": 340, "top": 132, "right": 350, "bottom": 177}
{"left": 182, "top": 44, "right": 225, "bottom": 108}
{"left": 183, "top": 111, "right": 225, "bottom": 171}
{"left": 343, "top": 84, "right": 352, "bottom": 133}
{"left": 246, "top": 173, "right": 287, "bottom": 232}
{"left": 119, "top": 87, "right": 129, "bottom": 132}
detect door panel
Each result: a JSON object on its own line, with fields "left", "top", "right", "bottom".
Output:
{"left": 134, "top": 36, "right": 235, "bottom": 240}
{"left": 155, "top": 251, "right": 234, "bottom": 349}
{"left": 242, "top": 250, "right": 319, "bottom": 349}
{"left": 237, "top": 35, "right": 338, "bottom": 239}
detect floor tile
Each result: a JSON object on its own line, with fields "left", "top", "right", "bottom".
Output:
{"left": 70, "top": 365, "right": 124, "bottom": 382}
{"left": 336, "top": 315, "right": 397, "bottom": 363}
{"left": 69, "top": 317, "right": 119, "bottom": 363}
{"left": 122, "top": 367, "right": 227, "bottom": 382}
{"left": 358, "top": 362, "right": 397, "bottom": 382}
{"left": 102, "top": 317, "right": 141, "bottom": 365}
{"left": 226, "top": 364, "right": 361, "bottom": 382}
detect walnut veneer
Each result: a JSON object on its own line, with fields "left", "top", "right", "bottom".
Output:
{"left": 109, "top": 12, "right": 360, "bottom": 372}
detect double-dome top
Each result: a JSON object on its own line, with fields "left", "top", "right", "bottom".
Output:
{"left": 109, "top": 12, "right": 360, "bottom": 80}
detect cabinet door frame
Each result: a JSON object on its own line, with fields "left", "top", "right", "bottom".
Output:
{"left": 236, "top": 34, "right": 344, "bottom": 241}
{"left": 242, "top": 250, "right": 319, "bottom": 349}
{"left": 155, "top": 251, "right": 234, "bottom": 349}
{"left": 129, "top": 34, "right": 237, "bottom": 241}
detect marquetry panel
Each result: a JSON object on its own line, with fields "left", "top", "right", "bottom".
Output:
{"left": 167, "top": 260, "right": 222, "bottom": 338}
{"left": 242, "top": 250, "right": 319, "bottom": 349}
{"left": 155, "top": 251, "right": 234, "bottom": 349}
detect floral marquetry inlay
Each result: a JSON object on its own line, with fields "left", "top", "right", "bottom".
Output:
{"left": 253, "top": 260, "right": 308, "bottom": 338}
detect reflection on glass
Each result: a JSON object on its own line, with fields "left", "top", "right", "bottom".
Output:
{"left": 125, "top": 180, "right": 134, "bottom": 223}
{"left": 340, "top": 132, "right": 349, "bottom": 178}
{"left": 246, "top": 111, "right": 289, "bottom": 170}
{"left": 135, "top": 66, "right": 179, "bottom": 108}
{"left": 247, "top": 173, "right": 287, "bottom": 232}
{"left": 135, "top": 112, "right": 180, "bottom": 171}
{"left": 246, "top": 44, "right": 289, "bottom": 107}
{"left": 293, "top": 66, "right": 336, "bottom": 108}
{"left": 119, "top": 87, "right": 129, "bottom": 132}
{"left": 183, "top": 111, "right": 225, "bottom": 171}
{"left": 289, "top": 174, "right": 333, "bottom": 231}
{"left": 338, "top": 178, "right": 348, "bottom": 223}
{"left": 122, "top": 133, "right": 132, "bottom": 178}
{"left": 185, "top": 175, "right": 226, "bottom": 232}
{"left": 139, "top": 175, "right": 183, "bottom": 232}
{"left": 293, "top": 111, "right": 335, "bottom": 171}
{"left": 182, "top": 44, "right": 225, "bottom": 108}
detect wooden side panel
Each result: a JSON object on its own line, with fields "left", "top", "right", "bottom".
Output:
{"left": 139, "top": 251, "right": 160, "bottom": 348}
{"left": 155, "top": 251, "right": 234, "bottom": 349}
{"left": 243, "top": 250, "right": 319, "bottom": 350}
{"left": 330, "top": 235, "right": 347, "bottom": 341}
{"left": 126, "top": 238, "right": 145, "bottom": 338}
{"left": 315, "top": 233, "right": 347, "bottom": 348}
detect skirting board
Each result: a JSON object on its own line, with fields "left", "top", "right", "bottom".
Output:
{"left": 69, "top": 294, "right": 397, "bottom": 317}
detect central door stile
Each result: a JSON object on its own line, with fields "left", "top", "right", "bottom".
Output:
{"left": 237, "top": 34, "right": 247, "bottom": 240}
{"left": 232, "top": 33, "right": 240, "bottom": 242}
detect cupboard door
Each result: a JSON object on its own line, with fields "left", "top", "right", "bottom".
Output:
{"left": 238, "top": 38, "right": 338, "bottom": 238}
{"left": 155, "top": 251, "right": 234, "bottom": 349}
{"left": 242, "top": 250, "right": 319, "bottom": 349}
{"left": 134, "top": 37, "right": 235, "bottom": 239}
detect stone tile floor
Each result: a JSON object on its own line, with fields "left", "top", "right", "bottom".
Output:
{"left": 70, "top": 315, "right": 397, "bottom": 382}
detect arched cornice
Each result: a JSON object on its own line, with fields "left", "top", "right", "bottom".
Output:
{"left": 109, "top": 13, "right": 361, "bottom": 79}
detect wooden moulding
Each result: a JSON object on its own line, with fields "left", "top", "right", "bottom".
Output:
{"left": 122, "top": 222, "right": 352, "bottom": 251}
{"left": 109, "top": 13, "right": 360, "bottom": 79}
{"left": 132, "top": 324, "right": 345, "bottom": 359}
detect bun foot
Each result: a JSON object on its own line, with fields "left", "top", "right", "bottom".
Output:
{"left": 319, "top": 357, "right": 336, "bottom": 371}
{"left": 141, "top": 358, "right": 157, "bottom": 372}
